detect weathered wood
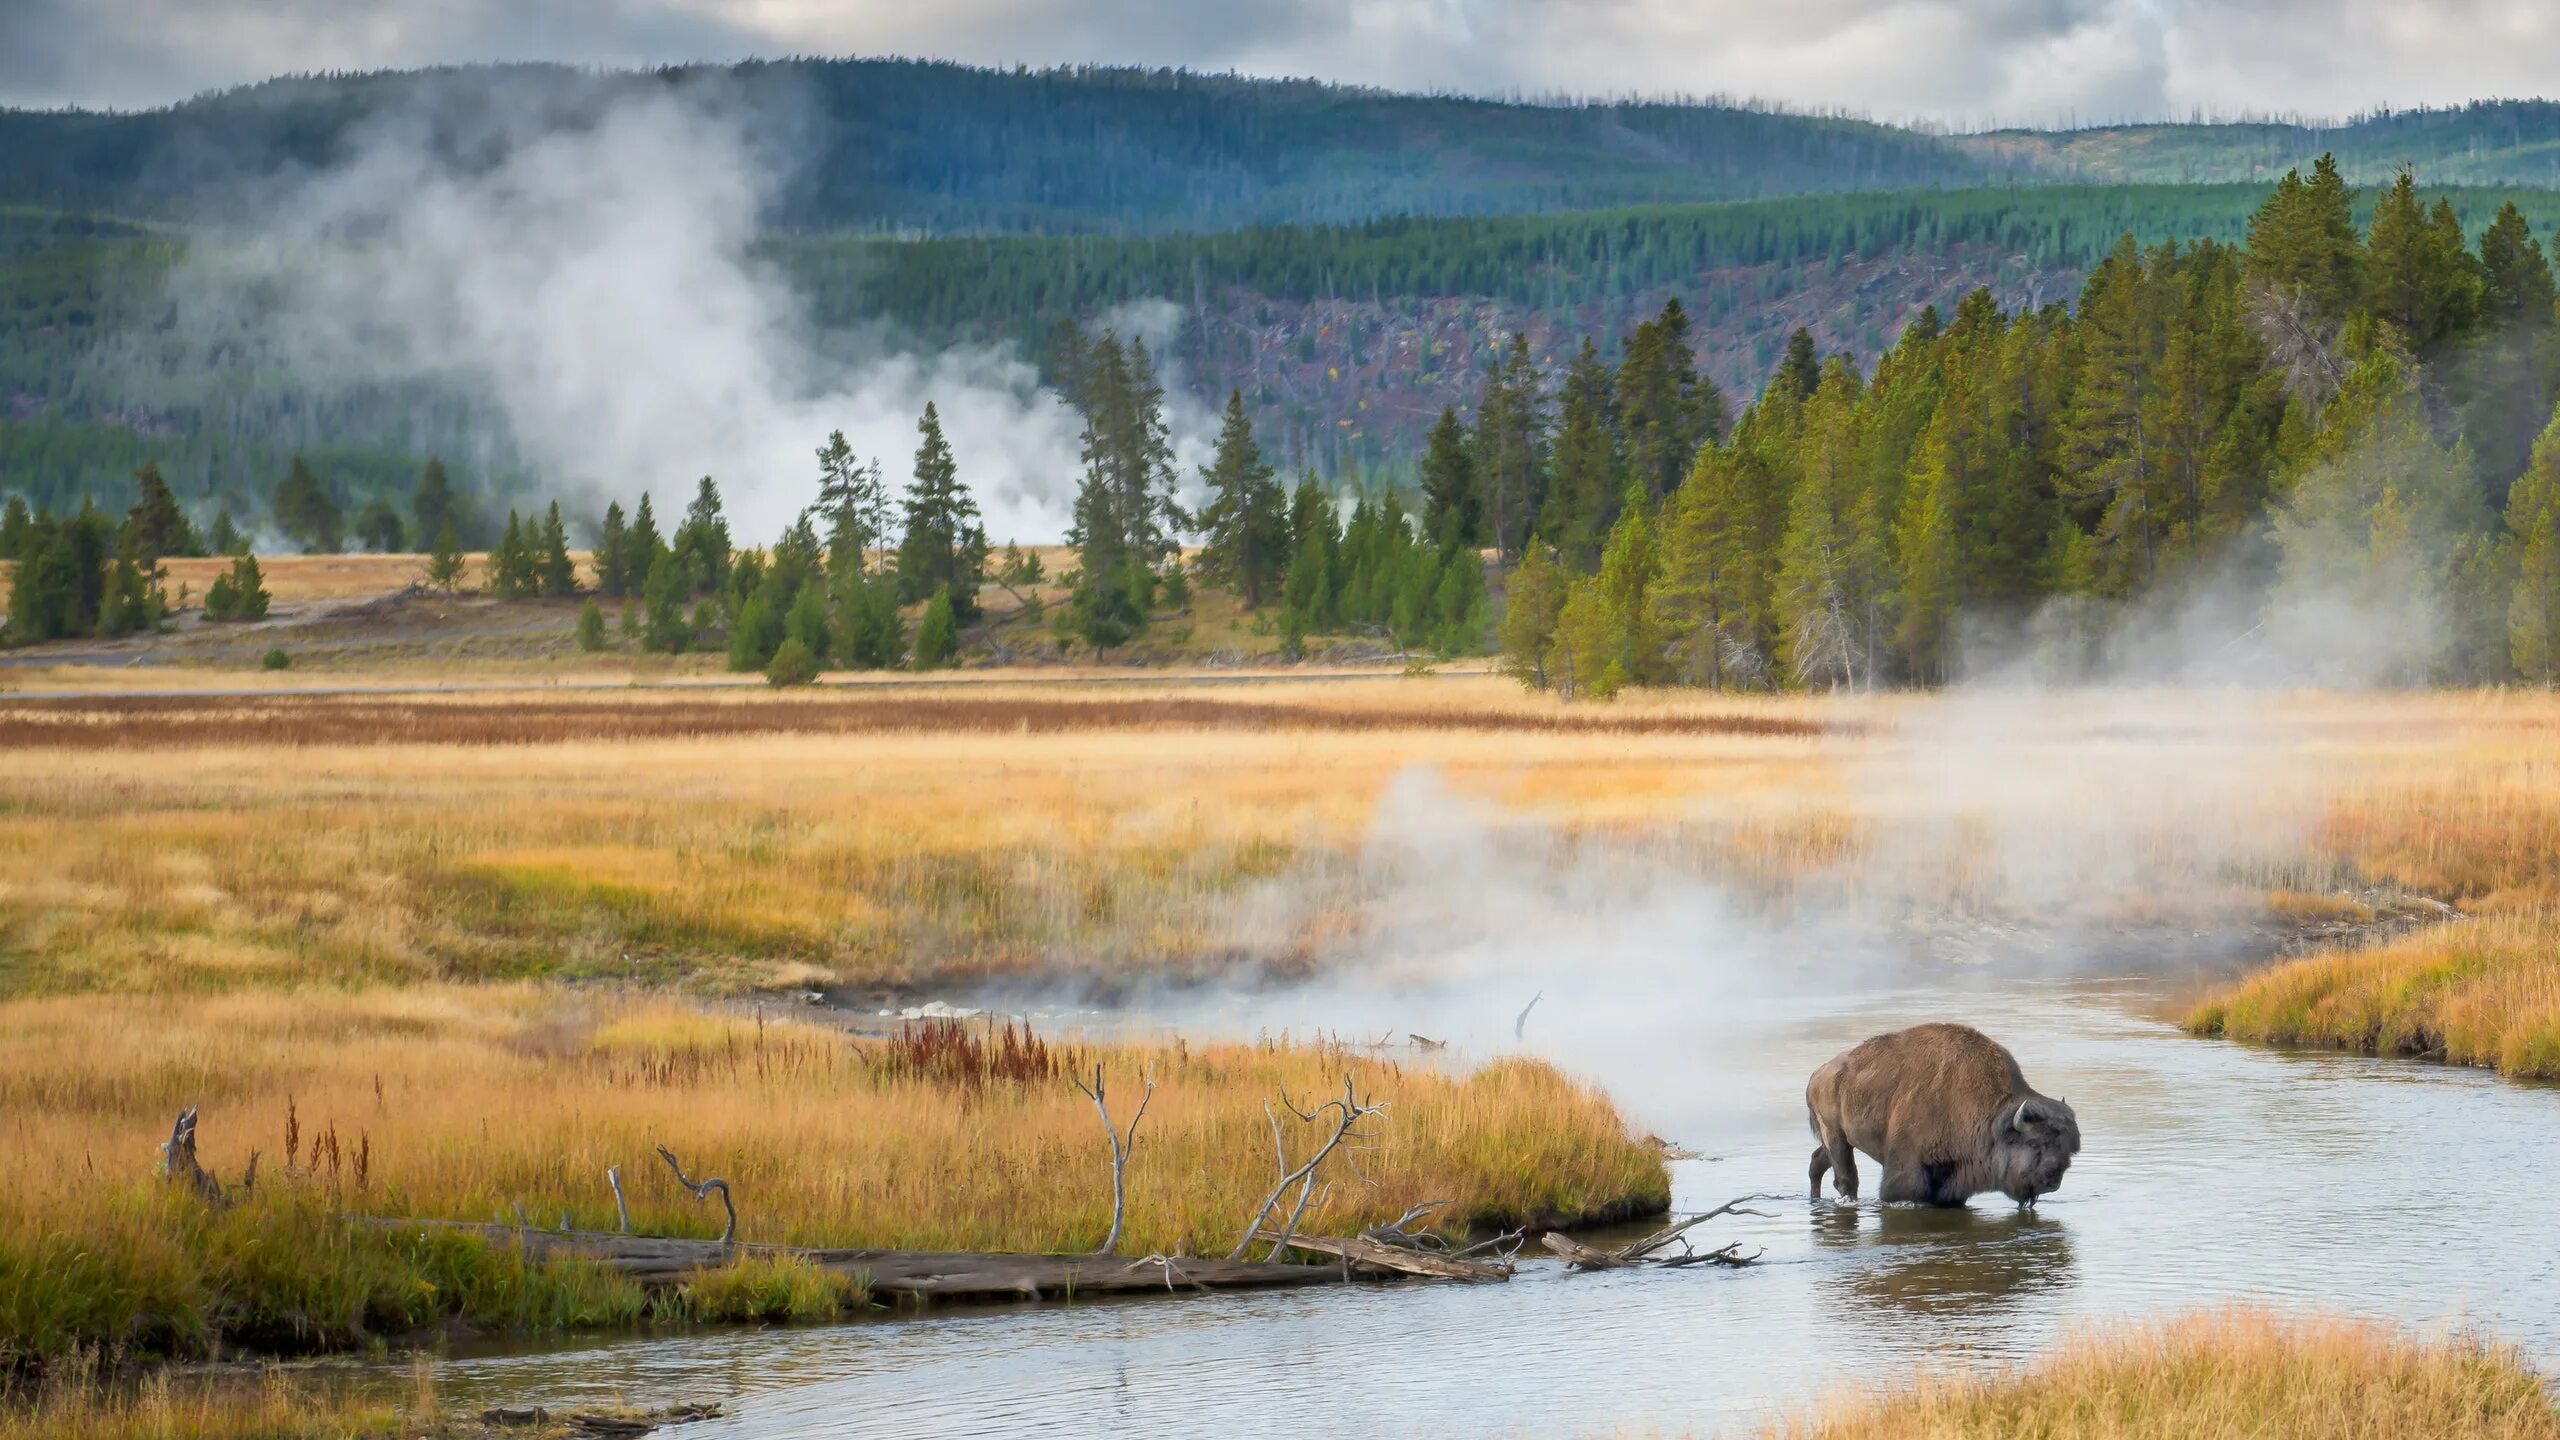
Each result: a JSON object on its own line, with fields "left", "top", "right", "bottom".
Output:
{"left": 370, "top": 1219, "right": 1351, "bottom": 1301}
{"left": 1611, "top": 1195, "right": 1773, "bottom": 1263}
{"left": 1541, "top": 1232, "right": 1641, "bottom": 1269}
{"left": 1261, "top": 1230, "right": 1511, "bottom": 1282}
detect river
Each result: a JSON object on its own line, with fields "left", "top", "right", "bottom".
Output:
{"left": 402, "top": 975, "right": 2560, "bottom": 1437}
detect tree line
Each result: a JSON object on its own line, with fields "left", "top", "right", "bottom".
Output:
{"left": 1468, "top": 159, "right": 2560, "bottom": 693}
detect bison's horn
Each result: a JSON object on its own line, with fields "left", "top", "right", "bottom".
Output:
{"left": 2009, "top": 1099, "right": 2031, "bottom": 1132}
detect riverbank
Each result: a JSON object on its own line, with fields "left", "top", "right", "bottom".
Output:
{"left": 1766, "top": 1308, "right": 2560, "bottom": 1440}
{"left": 0, "top": 986, "right": 1666, "bottom": 1368}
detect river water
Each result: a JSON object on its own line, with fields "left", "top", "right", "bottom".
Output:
{"left": 410, "top": 976, "right": 2560, "bottom": 1437}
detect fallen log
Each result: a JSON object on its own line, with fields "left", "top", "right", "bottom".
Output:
{"left": 1258, "top": 1230, "right": 1511, "bottom": 1282}
{"left": 1541, "top": 1232, "right": 1641, "bottom": 1269}
{"left": 368, "top": 1218, "right": 1352, "bottom": 1302}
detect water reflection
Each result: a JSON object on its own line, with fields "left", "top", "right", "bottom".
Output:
{"left": 1812, "top": 1202, "right": 2075, "bottom": 1321}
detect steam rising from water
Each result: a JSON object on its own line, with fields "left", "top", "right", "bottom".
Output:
{"left": 162, "top": 85, "right": 1206, "bottom": 542}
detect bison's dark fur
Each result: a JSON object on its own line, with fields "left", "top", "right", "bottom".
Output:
{"left": 1806, "top": 1022, "right": 2080, "bottom": 1207}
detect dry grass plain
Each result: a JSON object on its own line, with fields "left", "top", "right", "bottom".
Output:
{"left": 9, "top": 674, "right": 2560, "bottom": 1382}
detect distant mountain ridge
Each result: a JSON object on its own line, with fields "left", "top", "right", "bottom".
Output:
{"left": 4, "top": 62, "right": 2555, "bottom": 238}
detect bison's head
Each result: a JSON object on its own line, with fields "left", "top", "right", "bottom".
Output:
{"left": 1992, "top": 1094, "right": 2080, "bottom": 1205}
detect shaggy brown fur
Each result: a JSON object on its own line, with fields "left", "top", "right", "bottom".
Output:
{"left": 1806, "top": 1022, "right": 2081, "bottom": 1207}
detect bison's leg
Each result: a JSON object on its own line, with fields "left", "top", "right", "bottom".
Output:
{"left": 1807, "top": 1145, "right": 1831, "bottom": 1198}
{"left": 1817, "top": 1125, "right": 1859, "bottom": 1199}
{"left": 1878, "top": 1162, "right": 1932, "bottom": 1204}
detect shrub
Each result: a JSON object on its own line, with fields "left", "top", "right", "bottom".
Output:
{"left": 764, "top": 638, "right": 820, "bottom": 687}
{"left": 259, "top": 648, "right": 290, "bottom": 671}
{"left": 575, "top": 599, "right": 607, "bottom": 652}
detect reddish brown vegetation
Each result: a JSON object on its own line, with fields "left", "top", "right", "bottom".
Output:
{"left": 0, "top": 692, "right": 1829, "bottom": 750}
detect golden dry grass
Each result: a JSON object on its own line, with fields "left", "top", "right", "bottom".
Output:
{"left": 1766, "top": 1308, "right": 2560, "bottom": 1440}
{"left": 0, "top": 986, "right": 1664, "bottom": 1362}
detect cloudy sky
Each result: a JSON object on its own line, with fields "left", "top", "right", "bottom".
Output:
{"left": 3, "top": 0, "right": 2553, "bottom": 124}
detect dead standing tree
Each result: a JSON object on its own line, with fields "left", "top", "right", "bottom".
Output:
{"left": 1228, "top": 1076, "right": 1384, "bottom": 1262}
{"left": 1071, "top": 1064, "right": 1155, "bottom": 1255}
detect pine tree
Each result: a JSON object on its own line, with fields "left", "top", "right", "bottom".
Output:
{"left": 425, "top": 520, "right": 466, "bottom": 593}
{"left": 538, "top": 502, "right": 577, "bottom": 597}
{"left": 1472, "top": 333, "right": 1549, "bottom": 560}
{"left": 727, "top": 588, "right": 782, "bottom": 672}
{"left": 2365, "top": 171, "right": 2481, "bottom": 351}
{"left": 1193, "top": 390, "right": 1290, "bottom": 607}
{"left": 912, "top": 590, "right": 959, "bottom": 669}
{"left": 413, "top": 458, "right": 459, "bottom": 549}
{"left": 594, "top": 501, "right": 630, "bottom": 596}
{"left": 1617, "top": 297, "right": 1727, "bottom": 502}
{"left": 575, "top": 598, "right": 607, "bottom": 652}
{"left": 894, "top": 403, "right": 987, "bottom": 622}
{"left": 1496, "top": 544, "right": 1567, "bottom": 689}
{"left": 2244, "top": 153, "right": 2363, "bottom": 322}
{"left": 817, "top": 430, "right": 891, "bottom": 577}
{"left": 1539, "top": 337, "right": 1623, "bottom": 569}
{"left": 0, "top": 496, "right": 29, "bottom": 557}
{"left": 1068, "top": 331, "right": 1181, "bottom": 644}
{"left": 1418, "top": 406, "right": 1479, "bottom": 548}
{"left": 273, "top": 458, "right": 342, "bottom": 554}
{"left": 1773, "top": 328, "right": 1821, "bottom": 404}
{"left": 2481, "top": 202, "right": 2560, "bottom": 326}
{"left": 673, "top": 477, "right": 732, "bottom": 595}
{"left": 1774, "top": 359, "right": 1872, "bottom": 689}
{"left": 208, "top": 510, "right": 246, "bottom": 557}
{"left": 353, "top": 497, "right": 405, "bottom": 553}
{"left": 627, "top": 493, "right": 668, "bottom": 586}
{"left": 642, "top": 554, "right": 692, "bottom": 654}
{"left": 120, "top": 461, "right": 199, "bottom": 570}
{"left": 490, "top": 511, "right": 532, "bottom": 599}
{"left": 785, "top": 579, "right": 830, "bottom": 662}
{"left": 204, "top": 554, "right": 269, "bottom": 623}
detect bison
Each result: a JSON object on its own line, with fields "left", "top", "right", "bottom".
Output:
{"left": 1805, "top": 1022, "right": 2080, "bottom": 1208}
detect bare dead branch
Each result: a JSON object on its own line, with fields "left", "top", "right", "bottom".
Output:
{"left": 1070, "top": 1064, "right": 1156, "bottom": 1255}
{"left": 654, "top": 1145, "right": 736, "bottom": 1245}
{"left": 607, "top": 1165, "right": 630, "bottom": 1234}
{"left": 1515, "top": 991, "right": 1543, "bottom": 1040}
{"left": 1612, "top": 1195, "right": 1776, "bottom": 1263}
{"left": 1229, "top": 1076, "right": 1385, "bottom": 1261}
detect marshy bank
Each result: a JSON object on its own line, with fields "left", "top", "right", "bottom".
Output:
{"left": 0, "top": 988, "right": 1665, "bottom": 1373}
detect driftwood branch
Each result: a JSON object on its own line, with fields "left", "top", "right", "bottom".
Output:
{"left": 1257, "top": 1230, "right": 1511, "bottom": 1281}
{"left": 1544, "top": 1195, "right": 1774, "bottom": 1273}
{"left": 607, "top": 1165, "right": 630, "bottom": 1234}
{"left": 1070, "top": 1064, "right": 1155, "bottom": 1256}
{"left": 1228, "top": 1076, "right": 1385, "bottom": 1262}
{"left": 654, "top": 1145, "right": 736, "bottom": 1245}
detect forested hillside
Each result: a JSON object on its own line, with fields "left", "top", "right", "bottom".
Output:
{"left": 1957, "top": 101, "right": 2560, "bottom": 187}
{"left": 0, "top": 59, "right": 2012, "bottom": 235}
{"left": 11, "top": 184, "right": 2560, "bottom": 517}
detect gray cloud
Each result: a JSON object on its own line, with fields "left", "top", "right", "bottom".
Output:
{"left": 3, "top": 0, "right": 2551, "bottom": 125}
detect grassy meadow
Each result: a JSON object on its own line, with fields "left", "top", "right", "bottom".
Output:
{"left": 10, "top": 672, "right": 2560, "bottom": 1385}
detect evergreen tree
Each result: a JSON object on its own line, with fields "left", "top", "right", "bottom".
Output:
{"left": 425, "top": 520, "right": 466, "bottom": 592}
{"left": 893, "top": 403, "right": 987, "bottom": 621}
{"left": 817, "top": 430, "right": 892, "bottom": 577}
{"left": 273, "top": 458, "right": 342, "bottom": 554}
{"left": 1418, "top": 406, "right": 1479, "bottom": 548}
{"left": 575, "top": 598, "right": 607, "bottom": 652}
{"left": 1618, "top": 297, "right": 1727, "bottom": 501}
{"left": 912, "top": 590, "right": 959, "bottom": 668}
{"left": 2365, "top": 171, "right": 2482, "bottom": 351}
{"left": 594, "top": 501, "right": 631, "bottom": 596}
{"left": 203, "top": 554, "right": 269, "bottom": 623}
{"left": 0, "top": 496, "right": 28, "bottom": 557}
{"left": 538, "top": 502, "right": 577, "bottom": 597}
{"left": 1471, "top": 332, "right": 1549, "bottom": 560}
{"left": 627, "top": 493, "right": 668, "bottom": 586}
{"left": 353, "top": 496, "right": 405, "bottom": 553}
{"left": 1539, "top": 337, "right": 1624, "bottom": 569}
{"left": 785, "top": 579, "right": 830, "bottom": 662}
{"left": 208, "top": 510, "right": 246, "bottom": 558}
{"left": 489, "top": 511, "right": 533, "bottom": 599}
{"left": 120, "top": 462, "right": 199, "bottom": 570}
{"left": 1193, "top": 389, "right": 1291, "bottom": 607}
{"left": 2481, "top": 202, "right": 2560, "bottom": 326}
{"left": 1068, "top": 331, "right": 1181, "bottom": 644}
{"left": 2244, "top": 153, "right": 2364, "bottom": 322}
{"left": 765, "top": 638, "right": 820, "bottom": 687}
{"left": 673, "top": 477, "right": 732, "bottom": 595}
{"left": 642, "top": 554, "right": 692, "bottom": 653}
{"left": 1496, "top": 544, "right": 1567, "bottom": 689}
{"left": 412, "top": 458, "right": 459, "bottom": 548}
{"left": 1773, "top": 327, "right": 1821, "bottom": 404}
{"left": 1774, "top": 358, "right": 1873, "bottom": 689}
{"left": 831, "top": 570, "right": 907, "bottom": 670}
{"left": 727, "top": 588, "right": 783, "bottom": 672}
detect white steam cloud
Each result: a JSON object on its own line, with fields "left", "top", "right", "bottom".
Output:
{"left": 167, "top": 85, "right": 1144, "bottom": 544}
